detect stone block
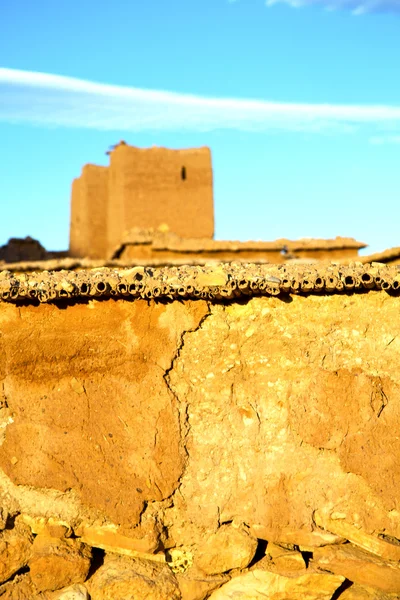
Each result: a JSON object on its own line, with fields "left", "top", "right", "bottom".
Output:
{"left": 195, "top": 524, "right": 258, "bottom": 575}
{"left": 28, "top": 535, "right": 91, "bottom": 592}
{"left": 0, "top": 522, "right": 32, "bottom": 584}
{"left": 88, "top": 556, "right": 180, "bottom": 600}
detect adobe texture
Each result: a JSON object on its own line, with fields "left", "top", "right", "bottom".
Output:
{"left": 115, "top": 232, "right": 365, "bottom": 263}
{"left": 1, "top": 265, "right": 400, "bottom": 599}
{"left": 107, "top": 145, "right": 214, "bottom": 254}
{"left": 69, "top": 164, "right": 108, "bottom": 259}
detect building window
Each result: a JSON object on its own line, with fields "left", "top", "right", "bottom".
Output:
{"left": 181, "top": 166, "right": 187, "bottom": 181}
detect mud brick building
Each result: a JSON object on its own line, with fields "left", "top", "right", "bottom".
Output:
{"left": 69, "top": 143, "right": 214, "bottom": 259}
{"left": 0, "top": 236, "right": 48, "bottom": 263}
{"left": 69, "top": 164, "right": 109, "bottom": 259}
{"left": 65, "top": 141, "right": 372, "bottom": 267}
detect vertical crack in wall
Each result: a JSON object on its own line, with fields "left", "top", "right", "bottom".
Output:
{"left": 162, "top": 302, "right": 212, "bottom": 491}
{"left": 0, "top": 382, "right": 12, "bottom": 449}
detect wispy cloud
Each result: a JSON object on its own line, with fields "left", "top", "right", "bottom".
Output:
{"left": 370, "top": 135, "right": 400, "bottom": 144}
{"left": 1, "top": 67, "right": 400, "bottom": 136}
{"left": 265, "top": 0, "right": 400, "bottom": 15}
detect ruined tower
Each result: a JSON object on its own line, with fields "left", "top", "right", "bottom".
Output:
{"left": 69, "top": 164, "right": 109, "bottom": 259}
{"left": 107, "top": 144, "right": 214, "bottom": 255}
{"left": 69, "top": 144, "right": 214, "bottom": 259}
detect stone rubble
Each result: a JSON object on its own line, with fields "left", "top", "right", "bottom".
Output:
{"left": 0, "top": 520, "right": 33, "bottom": 584}
{"left": 28, "top": 535, "right": 92, "bottom": 592}
{"left": 339, "top": 584, "right": 400, "bottom": 599}
{"left": 194, "top": 523, "right": 258, "bottom": 575}
{"left": 315, "top": 512, "right": 400, "bottom": 562}
{"left": 87, "top": 555, "right": 181, "bottom": 600}
{"left": 207, "top": 570, "right": 345, "bottom": 599}
{"left": 262, "top": 542, "right": 307, "bottom": 575}
{"left": 47, "top": 585, "right": 89, "bottom": 600}
{"left": 312, "top": 543, "right": 400, "bottom": 594}
{"left": 175, "top": 566, "right": 229, "bottom": 600}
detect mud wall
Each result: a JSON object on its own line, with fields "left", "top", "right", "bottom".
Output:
{"left": 107, "top": 146, "right": 214, "bottom": 254}
{"left": 69, "top": 165, "right": 109, "bottom": 259}
{"left": 0, "top": 237, "right": 48, "bottom": 263}
{"left": 69, "top": 177, "right": 83, "bottom": 257}
{"left": 1, "top": 272, "right": 400, "bottom": 599}
{"left": 120, "top": 244, "right": 360, "bottom": 263}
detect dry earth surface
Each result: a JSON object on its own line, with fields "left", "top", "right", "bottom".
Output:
{"left": 0, "top": 264, "right": 399, "bottom": 599}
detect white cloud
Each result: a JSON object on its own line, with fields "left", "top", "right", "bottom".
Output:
{"left": 1, "top": 67, "right": 400, "bottom": 136}
{"left": 265, "top": 0, "right": 400, "bottom": 14}
{"left": 370, "top": 134, "right": 400, "bottom": 144}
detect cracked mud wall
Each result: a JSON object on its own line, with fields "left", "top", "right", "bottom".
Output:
{"left": 0, "top": 293, "right": 399, "bottom": 537}
{"left": 0, "top": 291, "right": 400, "bottom": 597}
{"left": 0, "top": 299, "right": 209, "bottom": 529}
{"left": 164, "top": 293, "right": 400, "bottom": 549}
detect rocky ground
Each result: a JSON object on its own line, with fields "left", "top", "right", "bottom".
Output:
{"left": 0, "top": 264, "right": 399, "bottom": 599}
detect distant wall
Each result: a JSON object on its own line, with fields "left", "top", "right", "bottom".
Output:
{"left": 0, "top": 237, "right": 47, "bottom": 263}
{"left": 119, "top": 245, "right": 360, "bottom": 263}
{"left": 69, "top": 177, "right": 84, "bottom": 258}
{"left": 69, "top": 165, "right": 109, "bottom": 259}
{"left": 107, "top": 146, "right": 214, "bottom": 254}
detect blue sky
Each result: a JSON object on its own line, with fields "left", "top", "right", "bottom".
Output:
{"left": 0, "top": 0, "right": 399, "bottom": 254}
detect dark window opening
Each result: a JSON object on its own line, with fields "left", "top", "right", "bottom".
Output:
{"left": 181, "top": 166, "right": 187, "bottom": 181}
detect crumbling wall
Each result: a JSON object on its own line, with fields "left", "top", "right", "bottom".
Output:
{"left": 0, "top": 236, "right": 48, "bottom": 263}
{"left": 69, "top": 164, "right": 109, "bottom": 259}
{"left": 1, "top": 270, "right": 400, "bottom": 599}
{"left": 107, "top": 146, "right": 214, "bottom": 254}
